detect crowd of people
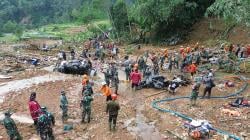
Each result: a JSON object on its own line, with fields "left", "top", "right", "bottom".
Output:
{"left": 2, "top": 39, "right": 250, "bottom": 139}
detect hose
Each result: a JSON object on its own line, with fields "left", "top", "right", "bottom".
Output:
{"left": 152, "top": 76, "right": 248, "bottom": 140}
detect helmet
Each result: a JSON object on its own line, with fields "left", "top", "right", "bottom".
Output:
{"left": 111, "top": 94, "right": 117, "bottom": 100}
{"left": 61, "top": 91, "right": 66, "bottom": 94}
{"left": 41, "top": 106, "right": 47, "bottom": 112}
{"left": 101, "top": 81, "right": 107, "bottom": 86}
{"left": 83, "top": 74, "right": 88, "bottom": 79}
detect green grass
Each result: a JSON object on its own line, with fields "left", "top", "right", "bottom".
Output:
{"left": 0, "top": 33, "right": 19, "bottom": 43}
{"left": 22, "top": 20, "right": 111, "bottom": 42}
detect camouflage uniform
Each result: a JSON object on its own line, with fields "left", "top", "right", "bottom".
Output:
{"left": 3, "top": 111, "right": 22, "bottom": 140}
{"left": 125, "top": 65, "right": 131, "bottom": 81}
{"left": 82, "top": 84, "right": 94, "bottom": 96}
{"left": 106, "top": 101, "right": 120, "bottom": 131}
{"left": 104, "top": 69, "right": 111, "bottom": 86}
{"left": 190, "top": 82, "right": 201, "bottom": 106}
{"left": 80, "top": 95, "right": 93, "bottom": 123}
{"left": 138, "top": 57, "right": 146, "bottom": 72}
{"left": 60, "top": 91, "right": 68, "bottom": 122}
{"left": 113, "top": 72, "right": 119, "bottom": 94}
{"left": 37, "top": 113, "right": 54, "bottom": 140}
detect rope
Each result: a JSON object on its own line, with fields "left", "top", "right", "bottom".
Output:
{"left": 151, "top": 76, "right": 248, "bottom": 140}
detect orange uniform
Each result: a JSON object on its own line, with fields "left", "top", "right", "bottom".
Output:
{"left": 189, "top": 64, "right": 197, "bottom": 73}
{"left": 164, "top": 49, "right": 168, "bottom": 57}
{"left": 101, "top": 85, "right": 112, "bottom": 97}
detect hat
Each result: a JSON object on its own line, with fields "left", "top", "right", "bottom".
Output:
{"left": 41, "top": 106, "right": 47, "bottom": 112}
{"left": 61, "top": 91, "right": 66, "bottom": 94}
{"left": 101, "top": 81, "right": 107, "bottom": 86}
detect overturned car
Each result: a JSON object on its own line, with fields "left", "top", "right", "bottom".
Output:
{"left": 55, "top": 60, "right": 91, "bottom": 75}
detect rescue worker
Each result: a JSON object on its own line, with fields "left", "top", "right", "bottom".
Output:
{"left": 70, "top": 49, "right": 75, "bottom": 60}
{"left": 38, "top": 107, "right": 55, "bottom": 140}
{"left": 3, "top": 110, "right": 22, "bottom": 140}
{"left": 130, "top": 69, "right": 142, "bottom": 90}
{"left": 159, "top": 55, "right": 165, "bottom": 70}
{"left": 106, "top": 94, "right": 120, "bottom": 131}
{"left": 138, "top": 56, "right": 146, "bottom": 73}
{"left": 100, "top": 82, "right": 112, "bottom": 101}
{"left": 103, "top": 67, "right": 111, "bottom": 87}
{"left": 60, "top": 91, "right": 68, "bottom": 122}
{"left": 80, "top": 93, "right": 93, "bottom": 123}
{"left": 82, "top": 83, "right": 94, "bottom": 96}
{"left": 202, "top": 76, "right": 215, "bottom": 99}
{"left": 28, "top": 92, "right": 41, "bottom": 132}
{"left": 113, "top": 71, "right": 119, "bottom": 95}
{"left": 125, "top": 64, "right": 132, "bottom": 81}
{"left": 189, "top": 62, "right": 197, "bottom": 79}
{"left": 41, "top": 107, "right": 55, "bottom": 126}
{"left": 82, "top": 74, "right": 89, "bottom": 94}
{"left": 190, "top": 81, "right": 201, "bottom": 106}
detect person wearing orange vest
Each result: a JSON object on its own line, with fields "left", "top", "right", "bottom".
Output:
{"left": 100, "top": 82, "right": 112, "bottom": 101}
{"left": 163, "top": 49, "right": 168, "bottom": 58}
{"left": 82, "top": 74, "right": 89, "bottom": 94}
{"left": 189, "top": 62, "right": 197, "bottom": 79}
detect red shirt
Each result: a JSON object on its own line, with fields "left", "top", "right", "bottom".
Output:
{"left": 130, "top": 72, "right": 141, "bottom": 84}
{"left": 28, "top": 100, "right": 41, "bottom": 121}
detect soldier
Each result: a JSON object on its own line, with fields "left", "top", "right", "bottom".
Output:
{"left": 125, "top": 64, "right": 131, "bottom": 82}
{"left": 106, "top": 94, "right": 120, "bottom": 131}
{"left": 3, "top": 111, "right": 22, "bottom": 140}
{"left": 190, "top": 81, "right": 201, "bottom": 106}
{"left": 41, "top": 106, "right": 55, "bottom": 126}
{"left": 138, "top": 56, "right": 146, "bottom": 73}
{"left": 80, "top": 93, "right": 93, "bottom": 123}
{"left": 38, "top": 107, "right": 55, "bottom": 140}
{"left": 82, "top": 83, "right": 94, "bottom": 96}
{"left": 113, "top": 71, "right": 119, "bottom": 95}
{"left": 60, "top": 91, "right": 68, "bottom": 122}
{"left": 103, "top": 68, "right": 111, "bottom": 87}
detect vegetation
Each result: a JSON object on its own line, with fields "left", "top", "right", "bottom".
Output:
{"left": 0, "top": 0, "right": 249, "bottom": 43}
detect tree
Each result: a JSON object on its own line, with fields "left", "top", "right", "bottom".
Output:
{"left": 3, "top": 20, "right": 17, "bottom": 33}
{"left": 110, "top": 0, "right": 129, "bottom": 37}
{"left": 206, "top": 0, "right": 250, "bottom": 26}
{"left": 15, "top": 26, "right": 24, "bottom": 40}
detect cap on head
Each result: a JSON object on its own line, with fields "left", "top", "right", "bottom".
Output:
{"left": 101, "top": 81, "right": 107, "bottom": 86}
{"left": 111, "top": 94, "right": 117, "bottom": 100}
{"left": 61, "top": 91, "right": 66, "bottom": 94}
{"left": 41, "top": 106, "right": 47, "bottom": 112}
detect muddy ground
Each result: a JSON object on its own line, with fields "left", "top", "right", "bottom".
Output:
{"left": 0, "top": 44, "right": 249, "bottom": 140}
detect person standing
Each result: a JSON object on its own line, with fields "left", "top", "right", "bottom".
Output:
{"left": 106, "top": 94, "right": 120, "bottom": 131}
{"left": 60, "top": 91, "right": 68, "bottom": 122}
{"left": 125, "top": 64, "right": 131, "bottom": 82}
{"left": 130, "top": 69, "right": 142, "bottom": 90}
{"left": 28, "top": 92, "right": 41, "bottom": 132}
{"left": 38, "top": 108, "right": 55, "bottom": 140}
{"left": 190, "top": 81, "right": 201, "bottom": 106}
{"left": 80, "top": 93, "right": 93, "bottom": 123}
{"left": 3, "top": 111, "right": 22, "bottom": 140}
{"left": 202, "top": 76, "right": 215, "bottom": 99}
{"left": 100, "top": 82, "right": 112, "bottom": 101}
{"left": 113, "top": 71, "right": 119, "bottom": 95}
{"left": 189, "top": 62, "right": 197, "bottom": 79}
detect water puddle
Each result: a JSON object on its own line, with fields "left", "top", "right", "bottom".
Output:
{"left": 125, "top": 103, "right": 162, "bottom": 140}
{"left": 0, "top": 73, "right": 69, "bottom": 102}
{"left": 0, "top": 112, "right": 34, "bottom": 124}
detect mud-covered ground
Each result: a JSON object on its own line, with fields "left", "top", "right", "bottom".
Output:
{"left": 0, "top": 44, "right": 249, "bottom": 140}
